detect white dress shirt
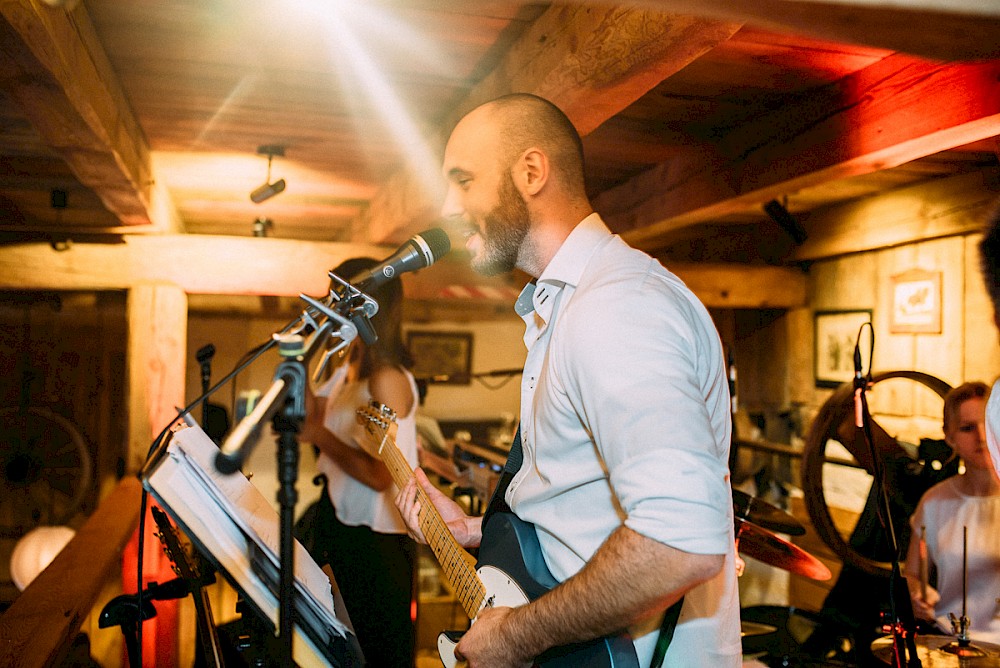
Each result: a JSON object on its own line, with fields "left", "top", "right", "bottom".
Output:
{"left": 988, "top": 379, "right": 1000, "bottom": 479}
{"left": 506, "top": 214, "right": 741, "bottom": 667}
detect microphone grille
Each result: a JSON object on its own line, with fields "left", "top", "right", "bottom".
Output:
{"left": 419, "top": 227, "right": 451, "bottom": 261}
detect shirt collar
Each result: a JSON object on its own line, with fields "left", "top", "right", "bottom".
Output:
{"left": 513, "top": 213, "right": 610, "bottom": 321}
{"left": 537, "top": 212, "right": 610, "bottom": 290}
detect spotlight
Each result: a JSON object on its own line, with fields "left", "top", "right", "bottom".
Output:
{"left": 250, "top": 179, "right": 285, "bottom": 204}
{"left": 764, "top": 199, "right": 808, "bottom": 245}
{"left": 250, "top": 145, "right": 286, "bottom": 204}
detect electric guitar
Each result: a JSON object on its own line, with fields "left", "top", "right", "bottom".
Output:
{"left": 356, "top": 402, "right": 640, "bottom": 668}
{"left": 151, "top": 506, "right": 225, "bottom": 668}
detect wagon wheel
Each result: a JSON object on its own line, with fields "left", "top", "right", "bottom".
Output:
{"left": 801, "top": 370, "right": 952, "bottom": 578}
{"left": 0, "top": 406, "right": 93, "bottom": 539}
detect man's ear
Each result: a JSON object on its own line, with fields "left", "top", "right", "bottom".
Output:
{"left": 514, "top": 147, "right": 548, "bottom": 196}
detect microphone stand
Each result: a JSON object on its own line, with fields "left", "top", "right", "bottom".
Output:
{"left": 853, "top": 326, "right": 921, "bottom": 668}
{"left": 215, "top": 275, "right": 377, "bottom": 665}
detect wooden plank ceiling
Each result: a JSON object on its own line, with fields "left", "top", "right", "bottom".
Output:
{"left": 0, "top": 0, "right": 998, "bottom": 303}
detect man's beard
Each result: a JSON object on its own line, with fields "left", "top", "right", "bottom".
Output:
{"left": 472, "top": 174, "right": 531, "bottom": 276}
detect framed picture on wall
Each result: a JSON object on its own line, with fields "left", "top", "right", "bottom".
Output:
{"left": 406, "top": 331, "right": 473, "bottom": 384}
{"left": 890, "top": 269, "right": 942, "bottom": 334}
{"left": 814, "top": 309, "right": 872, "bottom": 388}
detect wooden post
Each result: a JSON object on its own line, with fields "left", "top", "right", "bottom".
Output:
{"left": 126, "top": 282, "right": 187, "bottom": 474}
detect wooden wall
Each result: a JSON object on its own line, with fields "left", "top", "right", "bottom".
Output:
{"left": 0, "top": 291, "right": 127, "bottom": 604}
{"left": 732, "top": 229, "right": 1000, "bottom": 612}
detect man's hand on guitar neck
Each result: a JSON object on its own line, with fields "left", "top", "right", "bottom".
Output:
{"left": 395, "top": 467, "right": 483, "bottom": 548}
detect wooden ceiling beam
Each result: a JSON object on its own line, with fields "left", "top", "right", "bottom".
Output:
{"left": 0, "top": 236, "right": 804, "bottom": 309}
{"left": 0, "top": 236, "right": 388, "bottom": 296}
{"left": 609, "top": 55, "right": 1000, "bottom": 251}
{"left": 631, "top": 0, "right": 1000, "bottom": 60}
{"left": 359, "top": 4, "right": 741, "bottom": 244}
{"left": 792, "top": 168, "right": 1000, "bottom": 261}
{"left": 446, "top": 5, "right": 741, "bottom": 138}
{"left": 0, "top": 1, "right": 160, "bottom": 228}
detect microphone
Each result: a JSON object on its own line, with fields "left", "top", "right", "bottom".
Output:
{"left": 351, "top": 228, "right": 451, "bottom": 292}
{"left": 195, "top": 344, "right": 216, "bottom": 365}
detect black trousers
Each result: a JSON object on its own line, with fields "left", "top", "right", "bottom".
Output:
{"left": 297, "top": 488, "right": 417, "bottom": 668}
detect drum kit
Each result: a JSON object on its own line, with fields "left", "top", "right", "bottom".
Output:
{"left": 733, "top": 489, "right": 1000, "bottom": 667}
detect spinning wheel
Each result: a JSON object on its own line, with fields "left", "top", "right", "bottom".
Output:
{"left": 0, "top": 406, "right": 93, "bottom": 539}
{"left": 801, "top": 370, "right": 952, "bottom": 578}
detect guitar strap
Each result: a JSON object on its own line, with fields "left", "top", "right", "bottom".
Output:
{"left": 482, "top": 424, "right": 521, "bottom": 525}
{"left": 649, "top": 597, "right": 683, "bottom": 668}
{"left": 484, "top": 426, "right": 684, "bottom": 667}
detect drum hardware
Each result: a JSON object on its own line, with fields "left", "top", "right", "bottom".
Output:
{"left": 937, "top": 526, "right": 987, "bottom": 659}
{"left": 742, "top": 621, "right": 779, "bottom": 637}
{"left": 871, "top": 635, "right": 1000, "bottom": 667}
{"left": 740, "top": 605, "right": 856, "bottom": 667}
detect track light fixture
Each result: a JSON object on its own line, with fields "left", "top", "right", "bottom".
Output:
{"left": 250, "top": 145, "right": 286, "bottom": 203}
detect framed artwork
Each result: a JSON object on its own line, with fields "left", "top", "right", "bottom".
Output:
{"left": 406, "top": 331, "right": 473, "bottom": 384}
{"left": 890, "top": 269, "right": 942, "bottom": 334}
{"left": 814, "top": 310, "right": 872, "bottom": 388}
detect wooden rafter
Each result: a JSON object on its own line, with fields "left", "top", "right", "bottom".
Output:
{"left": 359, "top": 3, "right": 741, "bottom": 244}
{"left": 0, "top": 0, "right": 156, "bottom": 227}
{"left": 635, "top": 0, "right": 1000, "bottom": 60}
{"left": 607, "top": 55, "right": 1000, "bottom": 251}
{"left": 0, "top": 235, "right": 805, "bottom": 308}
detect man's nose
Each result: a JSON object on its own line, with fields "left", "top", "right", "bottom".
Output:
{"left": 440, "top": 186, "right": 464, "bottom": 219}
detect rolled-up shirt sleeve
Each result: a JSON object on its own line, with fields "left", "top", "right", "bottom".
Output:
{"left": 555, "top": 268, "right": 733, "bottom": 555}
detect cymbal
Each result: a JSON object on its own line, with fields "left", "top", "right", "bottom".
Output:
{"left": 871, "top": 634, "right": 1000, "bottom": 667}
{"left": 735, "top": 520, "right": 832, "bottom": 581}
{"left": 732, "top": 489, "right": 805, "bottom": 536}
{"left": 741, "top": 621, "right": 777, "bottom": 638}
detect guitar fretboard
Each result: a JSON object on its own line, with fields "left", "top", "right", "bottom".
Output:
{"left": 359, "top": 409, "right": 486, "bottom": 619}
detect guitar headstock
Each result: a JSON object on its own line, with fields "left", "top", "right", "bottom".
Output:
{"left": 356, "top": 401, "right": 399, "bottom": 453}
{"left": 151, "top": 506, "right": 202, "bottom": 583}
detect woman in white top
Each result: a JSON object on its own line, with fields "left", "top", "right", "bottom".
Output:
{"left": 905, "top": 381, "right": 1000, "bottom": 643}
{"left": 298, "top": 257, "right": 420, "bottom": 667}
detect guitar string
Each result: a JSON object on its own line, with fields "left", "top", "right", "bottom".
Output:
{"left": 367, "top": 417, "right": 486, "bottom": 615}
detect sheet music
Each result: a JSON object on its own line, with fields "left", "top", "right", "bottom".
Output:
{"left": 142, "top": 421, "right": 355, "bottom": 666}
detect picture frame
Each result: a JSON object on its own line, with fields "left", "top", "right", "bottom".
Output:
{"left": 814, "top": 309, "right": 872, "bottom": 388}
{"left": 406, "top": 331, "right": 473, "bottom": 384}
{"left": 889, "top": 269, "right": 942, "bottom": 334}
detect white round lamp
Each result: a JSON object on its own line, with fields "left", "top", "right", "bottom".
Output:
{"left": 10, "top": 525, "right": 76, "bottom": 591}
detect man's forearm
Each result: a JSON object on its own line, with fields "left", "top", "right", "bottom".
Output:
{"left": 499, "top": 525, "right": 724, "bottom": 660}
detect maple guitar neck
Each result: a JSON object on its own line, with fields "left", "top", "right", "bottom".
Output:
{"left": 357, "top": 403, "right": 485, "bottom": 619}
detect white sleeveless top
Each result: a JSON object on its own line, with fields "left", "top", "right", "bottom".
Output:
{"left": 909, "top": 476, "right": 1000, "bottom": 642}
{"left": 315, "top": 363, "right": 419, "bottom": 534}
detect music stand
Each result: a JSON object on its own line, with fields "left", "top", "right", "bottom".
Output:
{"left": 140, "top": 419, "right": 364, "bottom": 667}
